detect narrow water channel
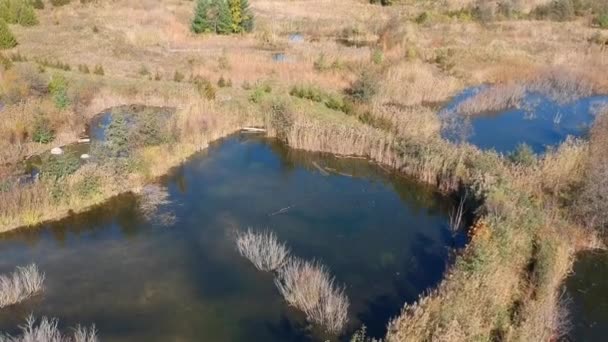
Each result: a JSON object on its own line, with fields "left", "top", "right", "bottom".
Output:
{"left": 0, "top": 135, "right": 460, "bottom": 341}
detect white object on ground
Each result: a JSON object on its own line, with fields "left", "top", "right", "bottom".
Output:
{"left": 50, "top": 147, "right": 63, "bottom": 155}
{"left": 80, "top": 154, "right": 90, "bottom": 160}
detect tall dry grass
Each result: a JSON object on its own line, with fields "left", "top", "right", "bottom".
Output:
{"left": 236, "top": 228, "right": 290, "bottom": 272}
{"left": 275, "top": 258, "right": 349, "bottom": 334}
{"left": 0, "top": 264, "right": 44, "bottom": 308}
{"left": 0, "top": 316, "right": 97, "bottom": 342}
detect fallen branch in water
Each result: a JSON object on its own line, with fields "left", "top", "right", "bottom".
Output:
{"left": 311, "top": 161, "right": 330, "bottom": 176}
{"left": 270, "top": 205, "right": 294, "bottom": 216}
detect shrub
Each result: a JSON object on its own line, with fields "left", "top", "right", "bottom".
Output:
{"left": 267, "top": 101, "right": 292, "bottom": 140}
{"left": 50, "top": 0, "right": 71, "bottom": 7}
{"left": 31, "top": 0, "right": 44, "bottom": 9}
{"left": 104, "top": 113, "right": 130, "bottom": 158}
{"left": 173, "top": 70, "right": 184, "bottom": 82}
{"left": 594, "top": 12, "right": 608, "bottom": 29}
{"left": 275, "top": 258, "right": 350, "bottom": 334}
{"left": 509, "top": 143, "right": 537, "bottom": 166}
{"left": 0, "top": 264, "right": 44, "bottom": 308}
{"left": 348, "top": 70, "right": 378, "bottom": 103}
{"left": 78, "top": 64, "right": 89, "bottom": 73}
{"left": 0, "top": 0, "right": 38, "bottom": 26}
{"left": 0, "top": 19, "right": 16, "bottom": 49}
{"left": 533, "top": 0, "right": 576, "bottom": 21}
{"left": 93, "top": 64, "right": 104, "bottom": 75}
{"left": 193, "top": 75, "right": 216, "bottom": 100}
{"left": 48, "top": 74, "right": 70, "bottom": 109}
{"left": 32, "top": 113, "right": 55, "bottom": 144}
{"left": 1, "top": 316, "right": 98, "bottom": 342}
{"left": 371, "top": 48, "right": 383, "bottom": 65}
{"left": 236, "top": 228, "right": 290, "bottom": 271}
{"left": 370, "top": 0, "right": 392, "bottom": 6}
{"left": 41, "top": 153, "right": 80, "bottom": 180}
{"left": 138, "top": 64, "right": 149, "bottom": 77}
{"left": 248, "top": 81, "right": 271, "bottom": 103}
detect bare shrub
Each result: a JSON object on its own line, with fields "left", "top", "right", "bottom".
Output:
{"left": 0, "top": 264, "right": 44, "bottom": 308}
{"left": 0, "top": 316, "right": 98, "bottom": 342}
{"left": 236, "top": 228, "right": 290, "bottom": 272}
{"left": 275, "top": 258, "right": 349, "bottom": 334}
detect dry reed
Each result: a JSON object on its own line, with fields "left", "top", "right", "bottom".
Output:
{"left": 236, "top": 228, "right": 290, "bottom": 272}
{"left": 275, "top": 258, "right": 349, "bottom": 334}
{"left": 0, "top": 264, "right": 44, "bottom": 308}
{"left": 0, "top": 316, "right": 97, "bottom": 342}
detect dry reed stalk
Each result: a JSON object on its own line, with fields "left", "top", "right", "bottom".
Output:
{"left": 0, "top": 264, "right": 45, "bottom": 308}
{"left": 0, "top": 316, "right": 98, "bottom": 342}
{"left": 275, "top": 258, "right": 349, "bottom": 334}
{"left": 236, "top": 228, "right": 290, "bottom": 272}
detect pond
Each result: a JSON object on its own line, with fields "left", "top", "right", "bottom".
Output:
{"left": 22, "top": 105, "right": 173, "bottom": 181}
{"left": 565, "top": 250, "right": 608, "bottom": 341}
{"left": 0, "top": 135, "right": 461, "bottom": 341}
{"left": 441, "top": 86, "right": 608, "bottom": 154}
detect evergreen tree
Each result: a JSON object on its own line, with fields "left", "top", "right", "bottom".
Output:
{"left": 0, "top": 19, "right": 17, "bottom": 49}
{"left": 228, "top": 0, "right": 242, "bottom": 33}
{"left": 240, "top": 0, "right": 253, "bottom": 32}
{"left": 191, "top": 0, "right": 211, "bottom": 34}
{"left": 216, "top": 0, "right": 232, "bottom": 34}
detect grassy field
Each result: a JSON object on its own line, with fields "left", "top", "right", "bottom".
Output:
{"left": 1, "top": 0, "right": 607, "bottom": 340}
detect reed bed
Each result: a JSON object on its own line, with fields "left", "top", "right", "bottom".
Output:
{"left": 275, "top": 258, "right": 349, "bottom": 334}
{"left": 236, "top": 228, "right": 290, "bottom": 272}
{"left": 0, "top": 316, "right": 97, "bottom": 342}
{"left": 0, "top": 264, "right": 44, "bottom": 308}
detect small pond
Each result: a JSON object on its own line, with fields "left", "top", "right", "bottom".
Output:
{"left": 23, "top": 105, "right": 173, "bottom": 180}
{"left": 0, "top": 135, "right": 461, "bottom": 341}
{"left": 441, "top": 86, "right": 608, "bottom": 154}
{"left": 565, "top": 250, "right": 608, "bottom": 341}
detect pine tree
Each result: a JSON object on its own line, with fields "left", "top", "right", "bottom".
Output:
{"left": 0, "top": 19, "right": 17, "bottom": 49}
{"left": 228, "top": 0, "right": 242, "bottom": 33}
{"left": 216, "top": 0, "right": 232, "bottom": 34}
{"left": 191, "top": 0, "right": 211, "bottom": 34}
{"left": 240, "top": 0, "right": 253, "bottom": 32}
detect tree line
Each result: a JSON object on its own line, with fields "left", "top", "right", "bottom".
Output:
{"left": 191, "top": 0, "right": 254, "bottom": 34}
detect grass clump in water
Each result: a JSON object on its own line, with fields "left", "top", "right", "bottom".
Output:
{"left": 0, "top": 315, "right": 97, "bottom": 342}
{"left": 275, "top": 258, "right": 350, "bottom": 334}
{"left": 236, "top": 228, "right": 290, "bottom": 272}
{"left": 0, "top": 264, "right": 44, "bottom": 308}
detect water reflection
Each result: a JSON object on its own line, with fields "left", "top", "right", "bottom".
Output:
{"left": 0, "top": 135, "right": 459, "bottom": 341}
{"left": 565, "top": 250, "right": 608, "bottom": 341}
{"left": 441, "top": 87, "right": 608, "bottom": 154}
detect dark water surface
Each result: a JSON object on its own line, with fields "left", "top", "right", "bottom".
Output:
{"left": 442, "top": 87, "right": 608, "bottom": 154}
{"left": 565, "top": 250, "right": 608, "bottom": 342}
{"left": 0, "top": 135, "right": 458, "bottom": 341}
